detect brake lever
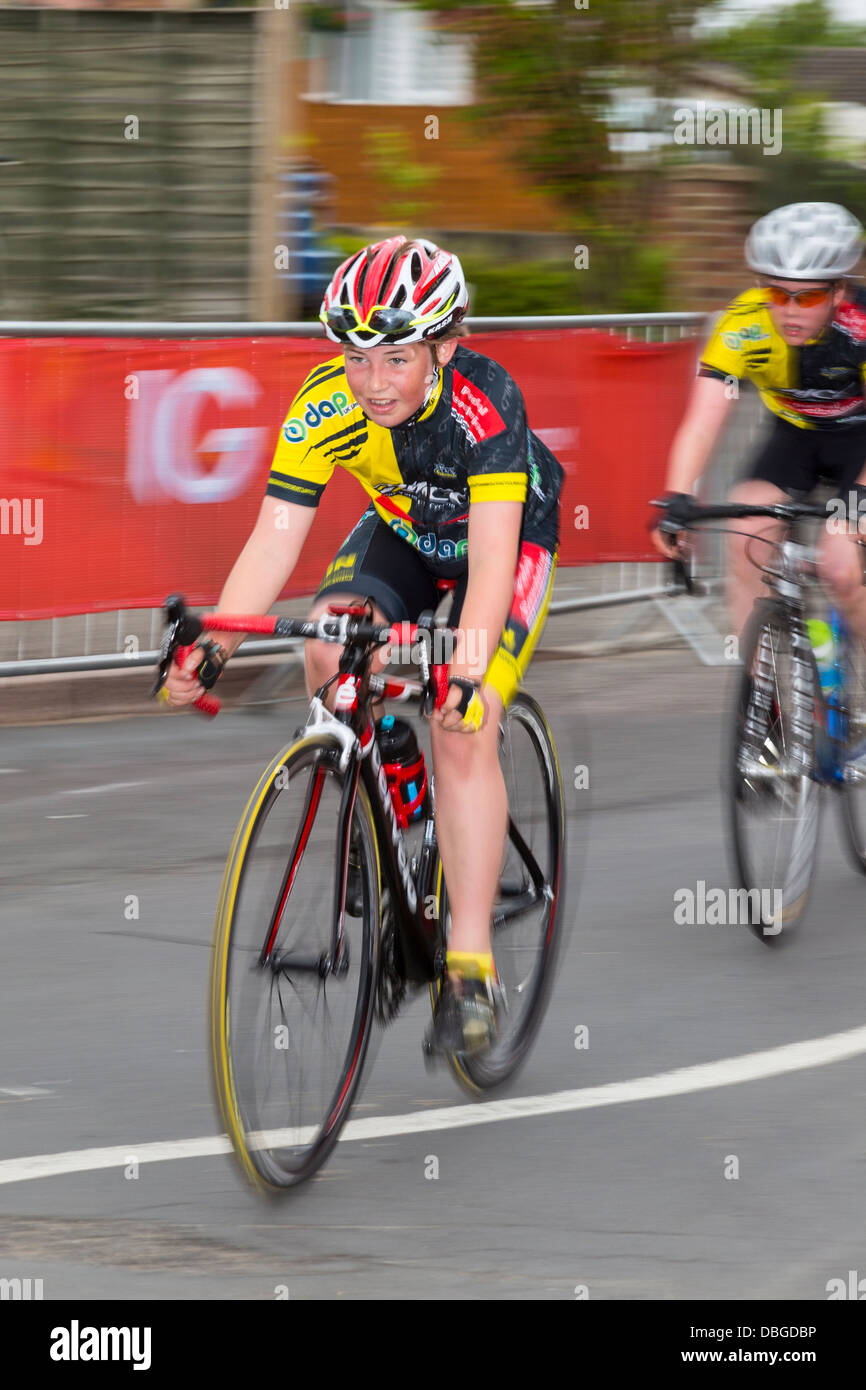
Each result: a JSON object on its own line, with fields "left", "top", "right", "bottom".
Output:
{"left": 151, "top": 595, "right": 220, "bottom": 716}
{"left": 671, "top": 556, "right": 695, "bottom": 595}
{"left": 151, "top": 593, "right": 186, "bottom": 695}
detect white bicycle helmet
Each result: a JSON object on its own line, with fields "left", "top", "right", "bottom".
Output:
{"left": 745, "top": 202, "right": 864, "bottom": 280}
{"left": 320, "top": 236, "right": 468, "bottom": 347}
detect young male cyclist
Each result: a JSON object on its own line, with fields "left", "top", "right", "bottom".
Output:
{"left": 653, "top": 202, "right": 866, "bottom": 636}
{"left": 164, "top": 235, "right": 565, "bottom": 1057}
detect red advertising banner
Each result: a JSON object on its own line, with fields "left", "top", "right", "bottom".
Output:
{"left": 0, "top": 331, "right": 697, "bottom": 620}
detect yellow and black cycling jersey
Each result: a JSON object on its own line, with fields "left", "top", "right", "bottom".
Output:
{"left": 699, "top": 286, "right": 866, "bottom": 430}
{"left": 265, "top": 343, "right": 564, "bottom": 576}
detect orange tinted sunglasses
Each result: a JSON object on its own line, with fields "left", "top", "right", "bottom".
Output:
{"left": 763, "top": 285, "right": 833, "bottom": 308}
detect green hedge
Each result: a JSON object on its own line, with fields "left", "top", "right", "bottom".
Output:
{"left": 461, "top": 246, "right": 671, "bottom": 316}
{"left": 324, "top": 234, "right": 672, "bottom": 316}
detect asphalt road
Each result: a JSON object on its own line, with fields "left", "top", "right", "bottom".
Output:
{"left": 2, "top": 649, "right": 865, "bottom": 1301}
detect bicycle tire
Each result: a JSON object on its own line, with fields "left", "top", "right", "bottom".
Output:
{"left": 210, "top": 733, "right": 380, "bottom": 1191}
{"left": 837, "top": 628, "right": 866, "bottom": 874}
{"left": 445, "top": 691, "right": 567, "bottom": 1093}
{"left": 726, "top": 600, "right": 822, "bottom": 943}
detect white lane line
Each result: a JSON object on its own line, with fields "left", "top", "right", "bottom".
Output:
{"left": 1, "top": 1025, "right": 865, "bottom": 1187}
{"left": 61, "top": 781, "right": 149, "bottom": 797}
{"left": 0, "top": 769, "right": 22, "bottom": 774}
{"left": 45, "top": 814, "right": 88, "bottom": 820}
{"left": 0, "top": 1086, "right": 54, "bottom": 1099}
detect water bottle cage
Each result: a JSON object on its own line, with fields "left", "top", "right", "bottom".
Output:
{"left": 383, "top": 754, "right": 428, "bottom": 827}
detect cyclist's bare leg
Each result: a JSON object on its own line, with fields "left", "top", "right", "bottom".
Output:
{"left": 304, "top": 593, "right": 392, "bottom": 708}
{"left": 818, "top": 518, "right": 866, "bottom": 638}
{"left": 726, "top": 480, "right": 790, "bottom": 635}
{"left": 429, "top": 685, "right": 505, "bottom": 960}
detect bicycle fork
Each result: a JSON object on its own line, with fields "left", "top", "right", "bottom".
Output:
{"left": 742, "top": 614, "right": 813, "bottom": 778}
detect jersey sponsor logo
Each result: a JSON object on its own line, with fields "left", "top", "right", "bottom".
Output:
{"left": 387, "top": 515, "right": 468, "bottom": 562}
{"left": 527, "top": 446, "right": 546, "bottom": 503}
{"left": 834, "top": 299, "right": 866, "bottom": 344}
{"left": 378, "top": 480, "right": 469, "bottom": 516}
{"left": 511, "top": 542, "right": 551, "bottom": 630}
{"left": 780, "top": 395, "right": 864, "bottom": 419}
{"left": 451, "top": 371, "right": 506, "bottom": 443}
{"left": 323, "top": 551, "right": 357, "bottom": 584}
{"left": 282, "top": 391, "right": 353, "bottom": 443}
{"left": 721, "top": 324, "right": 770, "bottom": 350}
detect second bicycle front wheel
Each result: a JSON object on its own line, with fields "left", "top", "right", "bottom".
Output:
{"left": 449, "top": 691, "right": 567, "bottom": 1092}
{"left": 726, "top": 601, "right": 822, "bottom": 942}
{"left": 210, "top": 734, "right": 380, "bottom": 1191}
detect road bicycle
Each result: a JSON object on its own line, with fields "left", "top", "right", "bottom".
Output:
{"left": 657, "top": 498, "right": 866, "bottom": 943}
{"left": 153, "top": 591, "right": 567, "bottom": 1189}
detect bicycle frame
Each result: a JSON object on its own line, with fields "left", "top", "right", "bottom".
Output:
{"left": 157, "top": 593, "right": 550, "bottom": 991}
{"left": 766, "top": 547, "right": 858, "bottom": 786}
{"left": 670, "top": 502, "right": 866, "bottom": 788}
{"left": 289, "top": 669, "right": 445, "bottom": 989}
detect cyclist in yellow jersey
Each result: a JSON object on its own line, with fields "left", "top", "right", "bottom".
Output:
{"left": 164, "top": 235, "right": 564, "bottom": 1057}
{"left": 653, "top": 202, "right": 866, "bottom": 635}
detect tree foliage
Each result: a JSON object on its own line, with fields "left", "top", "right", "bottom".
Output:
{"left": 424, "top": 0, "right": 725, "bottom": 208}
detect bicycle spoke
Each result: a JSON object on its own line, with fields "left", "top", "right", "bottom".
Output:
{"left": 729, "top": 607, "right": 821, "bottom": 935}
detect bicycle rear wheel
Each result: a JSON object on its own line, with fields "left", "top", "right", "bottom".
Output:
{"left": 448, "top": 692, "right": 566, "bottom": 1092}
{"left": 210, "top": 734, "right": 380, "bottom": 1191}
{"left": 727, "top": 601, "right": 822, "bottom": 942}
{"left": 838, "top": 629, "right": 866, "bottom": 873}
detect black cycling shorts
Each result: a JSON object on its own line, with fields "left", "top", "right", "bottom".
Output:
{"left": 316, "top": 507, "right": 467, "bottom": 626}
{"left": 746, "top": 418, "right": 866, "bottom": 496}
{"left": 313, "top": 507, "right": 557, "bottom": 708}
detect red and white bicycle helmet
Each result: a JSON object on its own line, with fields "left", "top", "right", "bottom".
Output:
{"left": 320, "top": 236, "right": 468, "bottom": 347}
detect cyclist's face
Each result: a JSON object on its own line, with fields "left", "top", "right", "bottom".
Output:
{"left": 760, "top": 277, "right": 846, "bottom": 345}
{"left": 343, "top": 342, "right": 454, "bottom": 425}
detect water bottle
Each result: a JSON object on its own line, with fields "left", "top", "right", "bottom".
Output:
{"left": 808, "top": 616, "right": 842, "bottom": 774}
{"left": 808, "top": 618, "right": 837, "bottom": 700}
{"left": 377, "top": 715, "right": 427, "bottom": 825}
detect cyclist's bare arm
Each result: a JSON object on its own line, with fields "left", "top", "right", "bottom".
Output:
{"left": 165, "top": 496, "right": 317, "bottom": 704}
{"left": 653, "top": 374, "right": 736, "bottom": 556}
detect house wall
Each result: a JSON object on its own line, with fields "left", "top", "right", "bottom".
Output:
{"left": 298, "top": 99, "right": 565, "bottom": 235}
{"left": 649, "top": 164, "right": 764, "bottom": 310}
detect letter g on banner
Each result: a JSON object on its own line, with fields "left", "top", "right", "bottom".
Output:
{"left": 128, "top": 367, "right": 268, "bottom": 503}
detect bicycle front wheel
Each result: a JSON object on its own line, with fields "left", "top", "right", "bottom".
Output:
{"left": 449, "top": 691, "right": 567, "bottom": 1092}
{"left": 210, "top": 734, "right": 380, "bottom": 1191}
{"left": 727, "top": 601, "right": 822, "bottom": 942}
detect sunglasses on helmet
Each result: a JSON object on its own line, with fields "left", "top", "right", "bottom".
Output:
{"left": 321, "top": 304, "right": 418, "bottom": 335}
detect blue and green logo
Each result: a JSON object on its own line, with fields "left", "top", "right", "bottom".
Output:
{"left": 283, "top": 391, "right": 353, "bottom": 444}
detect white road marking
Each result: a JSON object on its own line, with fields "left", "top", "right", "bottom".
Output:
{"left": 0, "top": 1086, "right": 54, "bottom": 1099}
{"left": 0, "top": 1025, "right": 864, "bottom": 1186}
{"left": 45, "top": 814, "right": 88, "bottom": 820}
{"left": 0, "top": 768, "right": 22, "bottom": 774}
{"left": 61, "top": 781, "right": 149, "bottom": 797}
